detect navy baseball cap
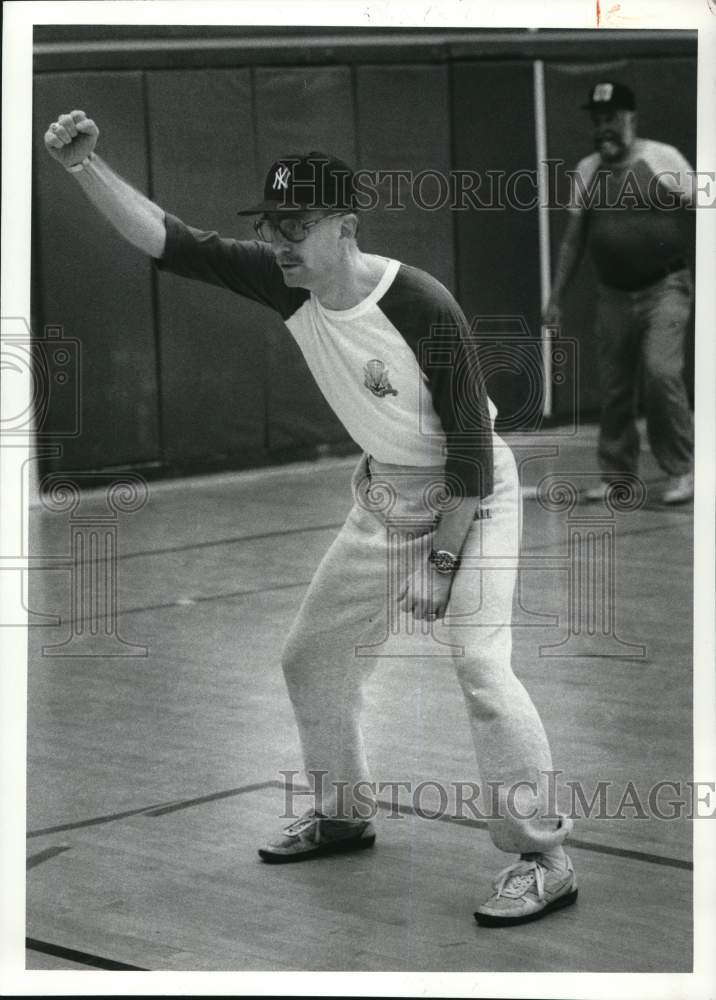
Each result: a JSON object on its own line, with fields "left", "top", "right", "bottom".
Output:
{"left": 237, "top": 152, "right": 356, "bottom": 214}
{"left": 581, "top": 81, "right": 636, "bottom": 112}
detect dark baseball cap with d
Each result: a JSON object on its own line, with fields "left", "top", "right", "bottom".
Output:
{"left": 237, "top": 152, "right": 356, "bottom": 215}
{"left": 582, "top": 81, "right": 636, "bottom": 112}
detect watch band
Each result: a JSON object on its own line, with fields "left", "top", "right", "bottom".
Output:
{"left": 66, "top": 153, "right": 95, "bottom": 173}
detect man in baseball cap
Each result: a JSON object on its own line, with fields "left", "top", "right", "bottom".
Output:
{"left": 544, "top": 81, "right": 695, "bottom": 504}
{"left": 233, "top": 153, "right": 359, "bottom": 290}
{"left": 580, "top": 80, "right": 638, "bottom": 164}
{"left": 581, "top": 80, "right": 636, "bottom": 112}
{"left": 45, "top": 112, "right": 578, "bottom": 930}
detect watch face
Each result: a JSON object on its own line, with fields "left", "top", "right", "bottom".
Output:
{"left": 431, "top": 549, "right": 459, "bottom": 573}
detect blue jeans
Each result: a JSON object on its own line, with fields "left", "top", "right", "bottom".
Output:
{"left": 595, "top": 269, "right": 694, "bottom": 477}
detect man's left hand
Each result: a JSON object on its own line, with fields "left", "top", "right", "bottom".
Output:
{"left": 397, "top": 565, "right": 455, "bottom": 621}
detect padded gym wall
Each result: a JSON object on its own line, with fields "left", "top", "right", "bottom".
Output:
{"left": 354, "top": 64, "right": 454, "bottom": 292}
{"left": 33, "top": 72, "right": 160, "bottom": 472}
{"left": 32, "top": 38, "right": 697, "bottom": 478}
{"left": 252, "top": 66, "right": 358, "bottom": 453}
{"left": 451, "top": 61, "right": 542, "bottom": 429}
{"left": 544, "top": 58, "right": 697, "bottom": 415}
{"left": 146, "top": 69, "right": 269, "bottom": 469}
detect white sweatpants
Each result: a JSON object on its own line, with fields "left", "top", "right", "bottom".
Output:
{"left": 281, "top": 437, "right": 569, "bottom": 855}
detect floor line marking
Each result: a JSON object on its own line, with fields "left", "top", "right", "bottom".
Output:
{"left": 25, "top": 937, "right": 148, "bottom": 971}
{"left": 27, "top": 780, "right": 691, "bottom": 872}
{"left": 145, "top": 780, "right": 279, "bottom": 817}
{"left": 378, "top": 803, "right": 693, "bottom": 871}
{"left": 27, "top": 780, "right": 280, "bottom": 838}
{"left": 116, "top": 521, "right": 345, "bottom": 564}
{"left": 39, "top": 580, "right": 312, "bottom": 629}
{"left": 110, "top": 581, "right": 310, "bottom": 619}
{"left": 43, "top": 512, "right": 692, "bottom": 626}
{"left": 26, "top": 845, "right": 71, "bottom": 869}
{"left": 31, "top": 495, "right": 690, "bottom": 572}
{"left": 27, "top": 801, "right": 187, "bottom": 838}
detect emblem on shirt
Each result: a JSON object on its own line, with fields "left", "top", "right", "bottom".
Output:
{"left": 364, "top": 359, "right": 398, "bottom": 398}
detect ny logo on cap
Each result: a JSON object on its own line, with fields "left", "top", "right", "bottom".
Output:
{"left": 273, "top": 166, "right": 291, "bottom": 191}
{"left": 593, "top": 83, "right": 614, "bottom": 103}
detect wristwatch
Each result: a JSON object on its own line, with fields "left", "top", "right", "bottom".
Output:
{"left": 428, "top": 549, "right": 461, "bottom": 575}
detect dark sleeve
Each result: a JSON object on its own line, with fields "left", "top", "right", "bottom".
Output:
{"left": 156, "top": 213, "right": 309, "bottom": 320}
{"left": 379, "top": 266, "right": 494, "bottom": 500}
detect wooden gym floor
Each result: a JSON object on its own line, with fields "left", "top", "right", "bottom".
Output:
{"left": 25, "top": 425, "right": 694, "bottom": 973}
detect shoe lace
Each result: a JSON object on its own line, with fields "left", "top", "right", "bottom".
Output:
{"left": 493, "top": 856, "right": 546, "bottom": 901}
{"left": 284, "top": 809, "right": 322, "bottom": 840}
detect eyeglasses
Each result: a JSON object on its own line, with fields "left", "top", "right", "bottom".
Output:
{"left": 254, "top": 212, "right": 347, "bottom": 243}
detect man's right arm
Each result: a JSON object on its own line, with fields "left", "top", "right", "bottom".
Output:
{"left": 542, "top": 209, "right": 588, "bottom": 326}
{"left": 44, "top": 109, "right": 166, "bottom": 259}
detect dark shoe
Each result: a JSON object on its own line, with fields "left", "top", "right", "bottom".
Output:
{"left": 258, "top": 809, "right": 376, "bottom": 864}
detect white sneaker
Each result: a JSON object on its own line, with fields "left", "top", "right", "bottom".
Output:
{"left": 474, "top": 851, "right": 578, "bottom": 927}
{"left": 662, "top": 473, "right": 693, "bottom": 505}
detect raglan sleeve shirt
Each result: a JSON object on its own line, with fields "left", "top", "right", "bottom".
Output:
{"left": 157, "top": 213, "right": 494, "bottom": 500}
{"left": 157, "top": 212, "right": 307, "bottom": 319}
{"left": 375, "top": 264, "right": 495, "bottom": 499}
{"left": 568, "top": 142, "right": 695, "bottom": 215}
{"left": 565, "top": 141, "right": 694, "bottom": 289}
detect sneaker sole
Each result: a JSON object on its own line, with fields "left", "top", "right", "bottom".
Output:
{"left": 474, "top": 886, "right": 578, "bottom": 927}
{"left": 258, "top": 832, "right": 376, "bottom": 864}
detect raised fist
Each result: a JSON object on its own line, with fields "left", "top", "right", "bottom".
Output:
{"left": 44, "top": 110, "right": 99, "bottom": 168}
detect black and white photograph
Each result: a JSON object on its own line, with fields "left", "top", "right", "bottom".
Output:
{"left": 1, "top": 1, "right": 715, "bottom": 996}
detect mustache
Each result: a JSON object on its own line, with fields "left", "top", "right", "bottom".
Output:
{"left": 595, "top": 132, "right": 621, "bottom": 143}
